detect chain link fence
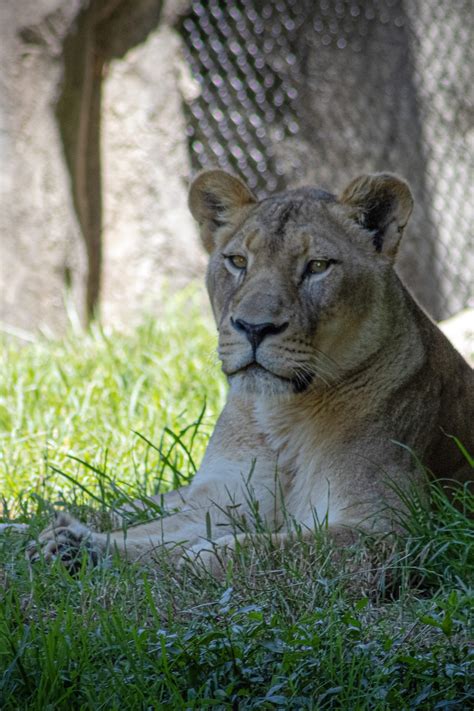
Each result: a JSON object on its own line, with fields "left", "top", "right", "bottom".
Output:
{"left": 179, "top": 0, "right": 473, "bottom": 320}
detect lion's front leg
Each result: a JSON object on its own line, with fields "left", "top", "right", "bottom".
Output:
{"left": 27, "top": 399, "right": 282, "bottom": 571}
{"left": 26, "top": 492, "right": 240, "bottom": 570}
{"left": 26, "top": 509, "right": 193, "bottom": 570}
{"left": 26, "top": 486, "right": 197, "bottom": 571}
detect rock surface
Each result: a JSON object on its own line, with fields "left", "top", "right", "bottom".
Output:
{"left": 101, "top": 25, "right": 204, "bottom": 326}
{"left": 0, "top": 0, "right": 201, "bottom": 334}
{"left": 0, "top": 0, "right": 87, "bottom": 335}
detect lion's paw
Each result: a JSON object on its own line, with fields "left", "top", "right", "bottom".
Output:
{"left": 26, "top": 513, "right": 99, "bottom": 573}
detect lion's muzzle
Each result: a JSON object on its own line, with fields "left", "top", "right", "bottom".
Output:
{"left": 231, "top": 317, "right": 288, "bottom": 353}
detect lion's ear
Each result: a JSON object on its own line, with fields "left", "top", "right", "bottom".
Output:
{"left": 339, "top": 173, "right": 414, "bottom": 260}
{"left": 188, "top": 170, "right": 257, "bottom": 253}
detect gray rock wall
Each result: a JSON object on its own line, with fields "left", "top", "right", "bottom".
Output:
{"left": 0, "top": 0, "right": 87, "bottom": 335}
{"left": 101, "top": 25, "right": 204, "bottom": 326}
{"left": 0, "top": 0, "right": 202, "bottom": 335}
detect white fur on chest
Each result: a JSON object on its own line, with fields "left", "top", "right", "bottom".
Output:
{"left": 253, "top": 397, "right": 345, "bottom": 527}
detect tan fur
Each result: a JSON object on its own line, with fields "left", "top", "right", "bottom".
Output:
{"left": 27, "top": 169, "right": 473, "bottom": 573}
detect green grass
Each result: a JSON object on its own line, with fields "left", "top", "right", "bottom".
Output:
{"left": 0, "top": 290, "right": 473, "bottom": 709}
{"left": 0, "top": 289, "right": 225, "bottom": 517}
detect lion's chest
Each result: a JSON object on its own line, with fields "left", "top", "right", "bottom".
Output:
{"left": 254, "top": 399, "right": 347, "bottom": 526}
{"left": 279, "top": 445, "right": 345, "bottom": 527}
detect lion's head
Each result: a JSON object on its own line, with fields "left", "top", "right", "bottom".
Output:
{"left": 189, "top": 170, "right": 413, "bottom": 397}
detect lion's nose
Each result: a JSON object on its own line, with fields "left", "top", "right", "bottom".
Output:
{"left": 231, "top": 318, "right": 288, "bottom": 351}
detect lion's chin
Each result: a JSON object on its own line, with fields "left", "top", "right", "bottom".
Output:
{"left": 227, "top": 364, "right": 295, "bottom": 397}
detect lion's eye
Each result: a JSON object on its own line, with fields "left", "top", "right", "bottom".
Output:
{"left": 225, "top": 254, "right": 247, "bottom": 270}
{"left": 306, "top": 259, "right": 331, "bottom": 275}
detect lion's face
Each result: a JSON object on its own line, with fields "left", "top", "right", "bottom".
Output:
{"left": 207, "top": 194, "right": 378, "bottom": 396}
{"left": 189, "top": 171, "right": 413, "bottom": 397}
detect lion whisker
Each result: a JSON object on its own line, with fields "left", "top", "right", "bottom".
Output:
{"left": 291, "top": 354, "right": 340, "bottom": 388}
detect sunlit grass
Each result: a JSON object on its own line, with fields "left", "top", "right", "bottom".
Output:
{"left": 0, "top": 288, "right": 225, "bottom": 518}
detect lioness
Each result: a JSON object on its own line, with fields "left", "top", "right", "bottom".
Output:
{"left": 27, "top": 170, "right": 473, "bottom": 571}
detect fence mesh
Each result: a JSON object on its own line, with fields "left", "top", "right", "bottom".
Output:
{"left": 179, "top": 0, "right": 473, "bottom": 320}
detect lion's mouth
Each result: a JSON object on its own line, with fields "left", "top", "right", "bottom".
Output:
{"left": 228, "top": 361, "right": 313, "bottom": 393}
{"left": 240, "top": 362, "right": 278, "bottom": 376}
{"left": 229, "top": 361, "right": 288, "bottom": 380}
